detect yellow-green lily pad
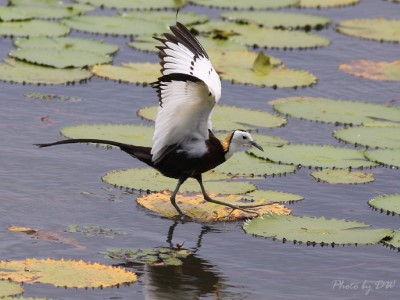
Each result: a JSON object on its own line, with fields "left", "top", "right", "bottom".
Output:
{"left": 121, "top": 11, "right": 208, "bottom": 26}
{"left": 383, "top": 230, "right": 400, "bottom": 250}
{"left": 190, "top": 0, "right": 298, "bottom": 9}
{"left": 365, "top": 149, "right": 400, "bottom": 168}
{"left": 299, "top": 0, "right": 360, "bottom": 8}
{"left": 369, "top": 194, "right": 400, "bottom": 215}
{"left": 0, "top": 19, "right": 70, "bottom": 37}
{"left": 74, "top": 0, "right": 187, "bottom": 10}
{"left": 339, "top": 60, "right": 400, "bottom": 81}
{"left": 311, "top": 169, "right": 374, "bottom": 184}
{"left": 337, "top": 18, "right": 400, "bottom": 43}
{"left": 242, "top": 190, "right": 304, "bottom": 203}
{"left": 0, "top": 281, "right": 24, "bottom": 298}
{"left": 0, "top": 5, "right": 89, "bottom": 21}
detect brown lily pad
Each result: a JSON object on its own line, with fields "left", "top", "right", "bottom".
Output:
{"left": 339, "top": 60, "right": 400, "bottom": 81}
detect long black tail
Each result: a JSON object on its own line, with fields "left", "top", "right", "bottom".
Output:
{"left": 35, "top": 139, "right": 153, "bottom": 167}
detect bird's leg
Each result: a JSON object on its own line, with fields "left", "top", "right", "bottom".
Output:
{"left": 170, "top": 176, "right": 191, "bottom": 220}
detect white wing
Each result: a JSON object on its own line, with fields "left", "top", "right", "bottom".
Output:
{"left": 151, "top": 22, "right": 222, "bottom": 164}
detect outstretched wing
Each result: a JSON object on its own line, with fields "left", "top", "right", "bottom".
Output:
{"left": 151, "top": 22, "right": 221, "bottom": 164}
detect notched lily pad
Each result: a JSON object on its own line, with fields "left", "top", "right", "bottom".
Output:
{"left": 339, "top": 60, "right": 400, "bottom": 81}
{"left": 103, "top": 247, "right": 192, "bottom": 266}
{"left": 368, "top": 194, "right": 400, "bottom": 216}
{"left": 74, "top": 0, "right": 187, "bottom": 10}
{"left": 334, "top": 126, "right": 400, "bottom": 149}
{"left": 365, "top": 149, "right": 400, "bottom": 168}
{"left": 91, "top": 62, "right": 159, "bottom": 85}
{"left": 243, "top": 214, "right": 392, "bottom": 246}
{"left": 0, "top": 58, "right": 92, "bottom": 85}
{"left": 383, "top": 231, "right": 400, "bottom": 250}
{"left": 137, "top": 191, "right": 291, "bottom": 221}
{"left": 190, "top": 0, "right": 298, "bottom": 9}
{"left": 242, "top": 190, "right": 304, "bottom": 203}
{"left": 138, "top": 105, "right": 287, "bottom": 131}
{"left": 299, "top": 0, "right": 360, "bottom": 8}
{"left": 270, "top": 97, "right": 400, "bottom": 125}
{"left": 0, "top": 19, "right": 70, "bottom": 37}
{"left": 311, "top": 169, "right": 374, "bottom": 184}
{"left": 0, "top": 5, "right": 89, "bottom": 21}
{"left": 121, "top": 11, "right": 208, "bottom": 26}
{"left": 337, "top": 18, "right": 400, "bottom": 43}
{"left": 0, "top": 258, "right": 137, "bottom": 288}
{"left": 248, "top": 144, "right": 377, "bottom": 169}
{"left": 0, "top": 281, "right": 24, "bottom": 298}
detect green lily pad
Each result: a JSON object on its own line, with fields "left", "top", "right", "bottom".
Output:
{"left": 339, "top": 60, "right": 400, "bottom": 81}
{"left": 361, "top": 120, "right": 400, "bottom": 127}
{"left": 190, "top": 0, "right": 298, "bottom": 9}
{"left": 368, "top": 194, "right": 400, "bottom": 215}
{"left": 121, "top": 11, "right": 208, "bottom": 26}
{"left": 74, "top": 0, "right": 187, "bottom": 10}
{"left": 193, "top": 21, "right": 331, "bottom": 50}
{"left": 270, "top": 97, "right": 400, "bottom": 125}
{"left": 63, "top": 15, "right": 165, "bottom": 36}
{"left": 138, "top": 105, "right": 287, "bottom": 131}
{"left": 337, "top": 18, "right": 400, "bottom": 43}
{"left": 0, "top": 58, "right": 92, "bottom": 85}
{"left": 383, "top": 230, "right": 400, "bottom": 250}
{"left": 102, "top": 168, "right": 256, "bottom": 194}
{"left": 221, "top": 11, "right": 330, "bottom": 31}
{"left": 10, "top": 0, "right": 94, "bottom": 11}
{"left": 14, "top": 37, "right": 119, "bottom": 55}
{"left": 365, "top": 149, "right": 400, "bottom": 168}
{"left": 299, "top": 0, "right": 360, "bottom": 8}
{"left": 0, "top": 5, "right": 88, "bottom": 21}
{"left": 248, "top": 144, "right": 377, "bottom": 169}
{"left": 60, "top": 124, "right": 153, "bottom": 147}
{"left": 334, "top": 127, "right": 400, "bottom": 149}
{"left": 0, "top": 281, "right": 24, "bottom": 298}
{"left": 243, "top": 190, "right": 304, "bottom": 203}
{"left": 215, "top": 151, "right": 297, "bottom": 176}
{"left": 103, "top": 247, "right": 192, "bottom": 266}
{"left": 243, "top": 214, "right": 392, "bottom": 245}
{"left": 0, "top": 19, "right": 70, "bottom": 38}
{"left": 10, "top": 48, "right": 112, "bottom": 68}
{"left": 91, "top": 62, "right": 159, "bottom": 85}
{"left": 311, "top": 169, "right": 374, "bottom": 184}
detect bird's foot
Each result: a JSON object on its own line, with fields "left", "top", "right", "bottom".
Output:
{"left": 173, "top": 213, "right": 193, "bottom": 222}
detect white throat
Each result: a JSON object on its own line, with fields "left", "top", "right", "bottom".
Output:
{"left": 224, "top": 142, "right": 240, "bottom": 160}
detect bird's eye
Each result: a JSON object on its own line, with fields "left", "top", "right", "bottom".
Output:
{"left": 242, "top": 136, "right": 247, "bottom": 140}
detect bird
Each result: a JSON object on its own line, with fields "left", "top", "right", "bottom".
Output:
{"left": 36, "top": 22, "right": 265, "bottom": 219}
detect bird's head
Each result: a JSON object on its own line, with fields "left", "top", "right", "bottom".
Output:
{"left": 222, "top": 129, "right": 263, "bottom": 160}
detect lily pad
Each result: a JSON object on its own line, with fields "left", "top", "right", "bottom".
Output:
{"left": 91, "top": 63, "right": 159, "bottom": 85}
{"left": 311, "top": 169, "right": 374, "bottom": 184}
{"left": 243, "top": 214, "right": 392, "bottom": 245}
{"left": 121, "top": 11, "right": 208, "bottom": 26}
{"left": 74, "top": 0, "right": 187, "bottom": 10}
{"left": 60, "top": 124, "right": 153, "bottom": 147}
{"left": 10, "top": 0, "right": 94, "bottom": 11}
{"left": 334, "top": 127, "right": 400, "bottom": 149}
{"left": 0, "top": 281, "right": 24, "bottom": 298}
{"left": 0, "top": 5, "right": 88, "bottom": 21}
{"left": 270, "top": 97, "right": 400, "bottom": 125}
{"left": 337, "top": 18, "right": 400, "bottom": 43}
{"left": 365, "top": 149, "right": 400, "bottom": 168}
{"left": 137, "top": 191, "right": 291, "bottom": 221}
{"left": 383, "top": 231, "right": 400, "bottom": 250}
{"left": 14, "top": 37, "right": 119, "bottom": 55}
{"left": 103, "top": 247, "right": 192, "bottom": 266}
{"left": 215, "top": 152, "right": 297, "bottom": 176}
{"left": 221, "top": 11, "right": 330, "bottom": 31}
{"left": 339, "top": 60, "right": 400, "bottom": 81}
{"left": 102, "top": 168, "right": 256, "bottom": 194}
{"left": 63, "top": 15, "right": 165, "bottom": 36}
{"left": 138, "top": 105, "right": 287, "bottom": 131}
{"left": 10, "top": 48, "right": 112, "bottom": 68}
{"left": 193, "top": 21, "right": 331, "bottom": 50}
{"left": 67, "top": 224, "right": 125, "bottom": 238}
{"left": 0, "top": 19, "right": 70, "bottom": 37}
{"left": 0, "top": 258, "right": 137, "bottom": 288}
{"left": 242, "top": 190, "right": 304, "bottom": 203}
{"left": 190, "top": 0, "right": 298, "bottom": 9}
{"left": 248, "top": 144, "right": 377, "bottom": 169}
{"left": 368, "top": 194, "right": 400, "bottom": 215}
{"left": 299, "top": 0, "right": 360, "bottom": 8}
{"left": 0, "top": 58, "right": 92, "bottom": 85}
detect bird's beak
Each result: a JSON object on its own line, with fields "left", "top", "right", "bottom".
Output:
{"left": 250, "top": 141, "right": 264, "bottom": 152}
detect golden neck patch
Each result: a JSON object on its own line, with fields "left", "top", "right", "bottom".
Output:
{"left": 220, "top": 132, "right": 234, "bottom": 153}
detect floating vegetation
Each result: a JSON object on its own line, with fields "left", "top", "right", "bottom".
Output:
{"left": 243, "top": 214, "right": 393, "bottom": 246}
{"left": 121, "top": 11, "right": 208, "bottom": 26}
{"left": 383, "top": 231, "right": 400, "bottom": 251}
{"left": 137, "top": 191, "right": 290, "bottom": 221}
{"left": 248, "top": 144, "right": 377, "bottom": 169}
{"left": 14, "top": 37, "right": 119, "bottom": 55}
{"left": 0, "top": 258, "right": 137, "bottom": 288}
{"left": 311, "top": 169, "right": 374, "bottom": 184}
{"left": 25, "top": 92, "right": 82, "bottom": 102}
{"left": 368, "top": 194, "right": 400, "bottom": 215}
{"left": 67, "top": 224, "right": 126, "bottom": 238}
{"left": 334, "top": 126, "right": 400, "bottom": 149}
{"left": 299, "top": 0, "right": 360, "bottom": 8}
{"left": 91, "top": 63, "right": 159, "bottom": 85}
{"left": 0, "top": 58, "right": 92, "bottom": 85}
{"left": 60, "top": 124, "right": 154, "bottom": 147}
{"left": 102, "top": 168, "right": 256, "bottom": 195}
{"left": 339, "top": 60, "right": 400, "bottom": 81}
{"left": 243, "top": 190, "right": 304, "bottom": 203}
{"left": 365, "top": 149, "right": 400, "bottom": 168}
{"left": 193, "top": 21, "right": 331, "bottom": 50}
{"left": 190, "top": 0, "right": 298, "bottom": 10}
{"left": 221, "top": 11, "right": 331, "bottom": 31}
{"left": 270, "top": 97, "right": 400, "bottom": 125}
{"left": 102, "top": 247, "right": 192, "bottom": 266}
{"left": 0, "top": 281, "right": 24, "bottom": 298}
{"left": 74, "top": 0, "right": 187, "bottom": 10}
{"left": 0, "top": 5, "right": 91, "bottom": 21}
{"left": 138, "top": 105, "right": 287, "bottom": 131}
{"left": 337, "top": 18, "right": 400, "bottom": 43}
{"left": 10, "top": 0, "right": 94, "bottom": 11}
{"left": 0, "top": 19, "right": 70, "bottom": 38}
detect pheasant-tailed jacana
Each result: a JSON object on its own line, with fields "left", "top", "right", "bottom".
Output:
{"left": 36, "top": 22, "right": 264, "bottom": 218}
